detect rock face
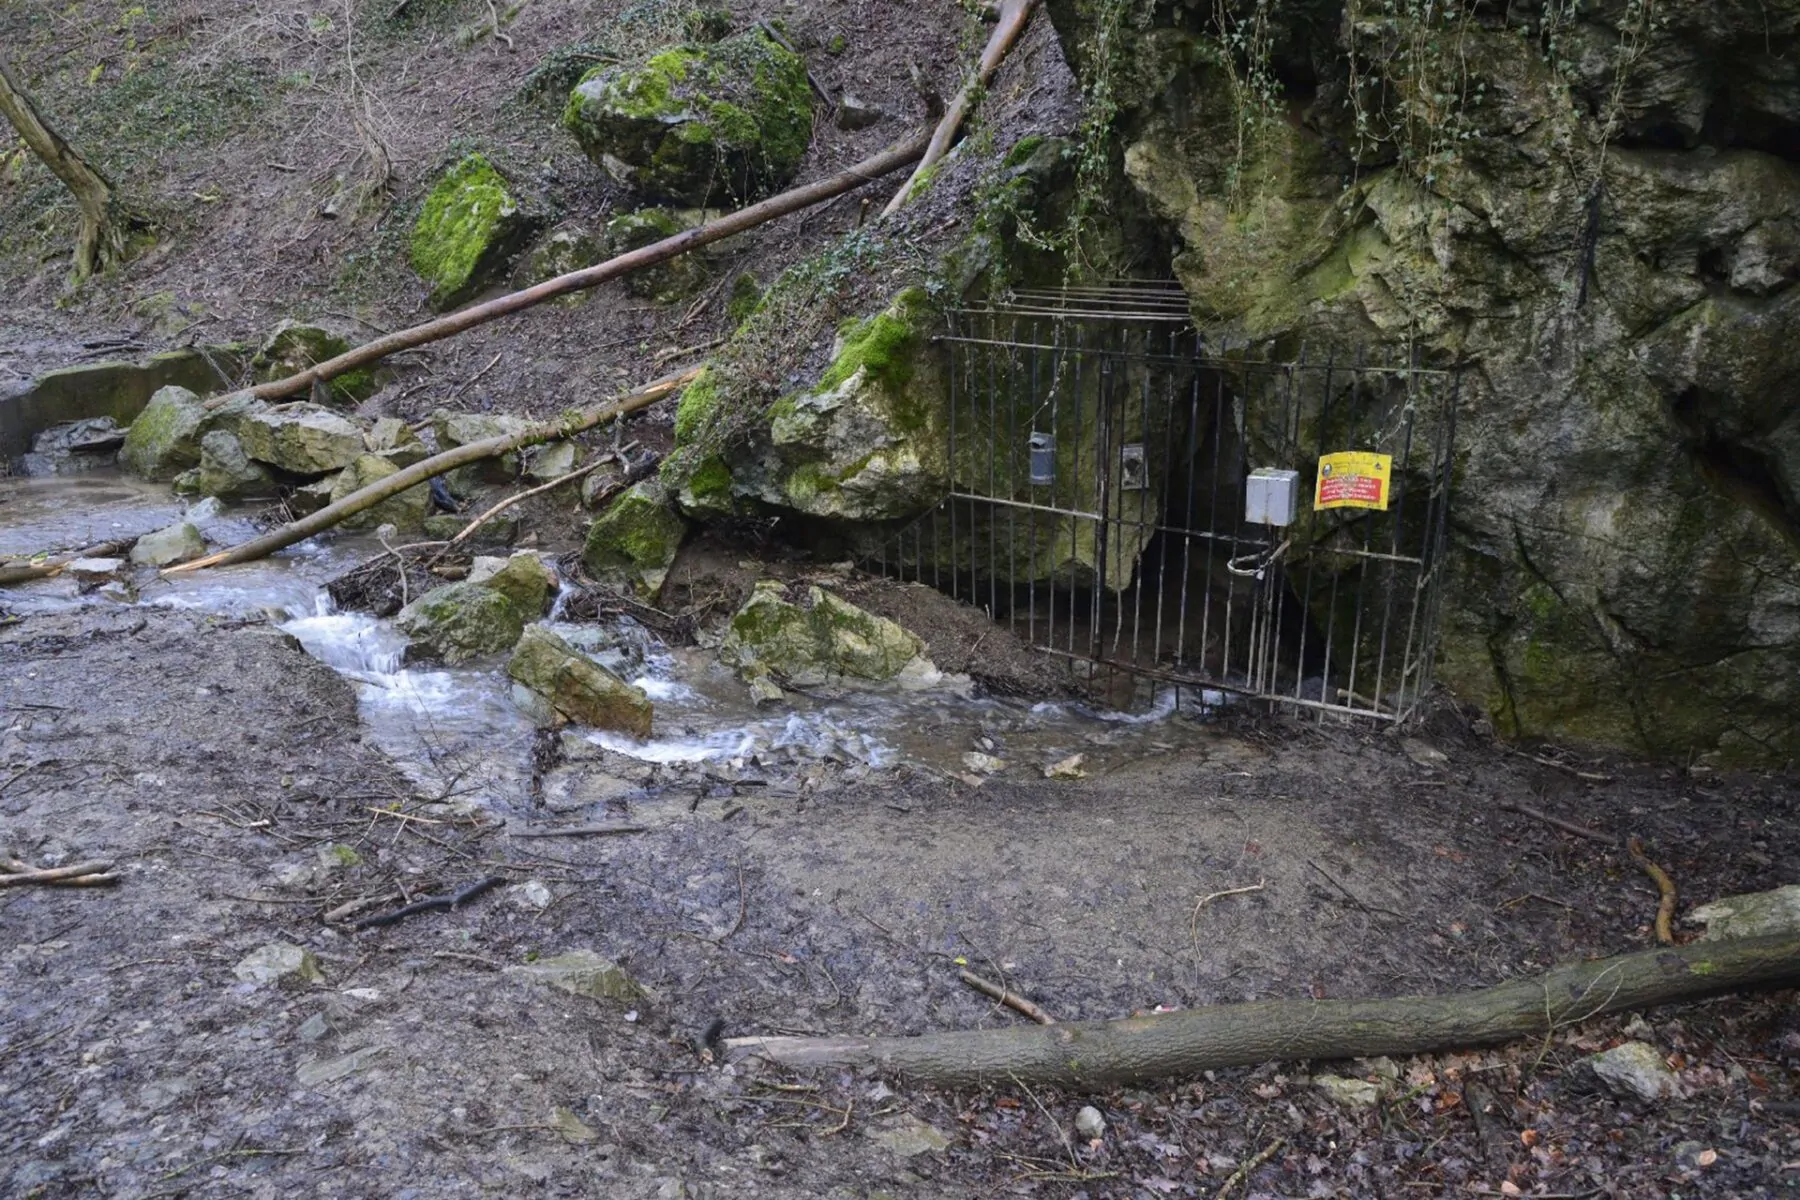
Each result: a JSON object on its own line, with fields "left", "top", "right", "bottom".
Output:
{"left": 410, "top": 153, "right": 545, "bottom": 310}
{"left": 396, "top": 581, "right": 524, "bottom": 665}
{"left": 363, "top": 417, "right": 427, "bottom": 468}
{"left": 1045, "top": 0, "right": 1800, "bottom": 763}
{"left": 238, "top": 405, "right": 366, "bottom": 476}
{"left": 563, "top": 28, "right": 814, "bottom": 205}
{"left": 328, "top": 454, "right": 429, "bottom": 532}
{"left": 252, "top": 321, "right": 379, "bottom": 404}
{"left": 582, "top": 480, "right": 689, "bottom": 599}
{"left": 506, "top": 625, "right": 654, "bottom": 736}
{"left": 719, "top": 581, "right": 926, "bottom": 686}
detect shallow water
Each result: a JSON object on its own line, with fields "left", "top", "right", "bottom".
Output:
{"left": 2, "top": 471, "right": 1219, "bottom": 806}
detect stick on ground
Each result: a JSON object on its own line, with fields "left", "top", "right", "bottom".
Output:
{"left": 1627, "top": 835, "right": 1677, "bottom": 945}
{"left": 957, "top": 969, "right": 1057, "bottom": 1025}
{"left": 351, "top": 876, "right": 505, "bottom": 929}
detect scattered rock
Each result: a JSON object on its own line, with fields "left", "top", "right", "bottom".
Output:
{"left": 582, "top": 479, "right": 689, "bottom": 600}
{"left": 288, "top": 476, "right": 337, "bottom": 516}
{"left": 252, "top": 321, "right": 379, "bottom": 404}
{"left": 962, "top": 751, "right": 1007, "bottom": 774}
{"left": 191, "top": 430, "right": 277, "bottom": 501}
{"left": 1043, "top": 753, "right": 1087, "bottom": 780}
{"left": 552, "top": 1106, "right": 600, "bottom": 1145}
{"left": 239, "top": 405, "right": 366, "bottom": 476}
{"left": 64, "top": 557, "right": 127, "bottom": 586}
{"left": 129, "top": 521, "right": 206, "bottom": 568}
{"left": 505, "top": 949, "right": 646, "bottom": 1003}
{"left": 1313, "top": 1074, "right": 1384, "bottom": 1111}
{"left": 1688, "top": 885, "right": 1800, "bottom": 940}
{"left": 364, "top": 417, "right": 428, "bottom": 468}
{"left": 719, "top": 581, "right": 927, "bottom": 687}
{"left": 563, "top": 28, "right": 815, "bottom": 205}
{"left": 1588, "top": 1041, "right": 1679, "bottom": 1102}
{"left": 526, "top": 439, "right": 578, "bottom": 481}
{"left": 507, "top": 625, "right": 654, "bottom": 736}
{"left": 747, "top": 675, "right": 785, "bottom": 705}
{"left": 233, "top": 942, "right": 324, "bottom": 986}
{"left": 835, "top": 92, "right": 883, "bottom": 130}
{"left": 316, "top": 842, "right": 362, "bottom": 870}
{"left": 23, "top": 417, "right": 126, "bottom": 475}
{"left": 396, "top": 581, "right": 525, "bottom": 665}
{"left": 865, "top": 1114, "right": 951, "bottom": 1157}
{"left": 508, "top": 880, "right": 554, "bottom": 911}
{"left": 328, "top": 454, "right": 429, "bottom": 532}
{"left": 1074, "top": 1105, "right": 1106, "bottom": 1139}
{"left": 469, "top": 550, "right": 555, "bottom": 616}
{"left": 1401, "top": 737, "right": 1449, "bottom": 769}
{"left": 410, "top": 152, "right": 546, "bottom": 310}
{"left": 296, "top": 1045, "right": 383, "bottom": 1087}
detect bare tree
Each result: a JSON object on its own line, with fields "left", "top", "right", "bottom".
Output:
{"left": 0, "top": 54, "right": 125, "bottom": 282}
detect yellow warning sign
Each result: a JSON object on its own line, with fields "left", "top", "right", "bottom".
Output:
{"left": 1315, "top": 451, "right": 1392, "bottom": 511}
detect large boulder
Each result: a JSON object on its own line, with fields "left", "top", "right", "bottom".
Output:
{"left": 363, "top": 417, "right": 428, "bottom": 468}
{"left": 605, "top": 208, "right": 709, "bottom": 302}
{"left": 507, "top": 625, "right": 653, "bottom": 736}
{"left": 119, "top": 386, "right": 265, "bottom": 480}
{"left": 396, "top": 581, "right": 524, "bottom": 665}
{"left": 719, "top": 581, "right": 926, "bottom": 686}
{"left": 130, "top": 521, "right": 207, "bottom": 567}
{"left": 189, "top": 430, "right": 277, "bottom": 501}
{"left": 251, "top": 321, "right": 379, "bottom": 404}
{"left": 238, "top": 405, "right": 366, "bottom": 476}
{"left": 581, "top": 480, "right": 689, "bottom": 599}
{"left": 469, "top": 550, "right": 555, "bottom": 616}
{"left": 1047, "top": 1, "right": 1800, "bottom": 763}
{"left": 410, "top": 153, "right": 546, "bottom": 311}
{"left": 432, "top": 408, "right": 532, "bottom": 485}
{"left": 328, "top": 454, "right": 429, "bottom": 532}
{"left": 563, "top": 28, "right": 814, "bottom": 205}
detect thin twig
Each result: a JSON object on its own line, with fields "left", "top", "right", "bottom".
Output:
{"left": 1627, "top": 835, "right": 1677, "bottom": 945}
{"left": 438, "top": 455, "right": 617, "bottom": 556}
{"left": 1306, "top": 861, "right": 1403, "bottom": 919}
{"left": 957, "top": 969, "right": 1056, "bottom": 1025}
{"left": 1217, "top": 1137, "right": 1286, "bottom": 1200}
{"left": 1507, "top": 748, "right": 1613, "bottom": 783}
{"left": 1497, "top": 799, "right": 1616, "bottom": 846}
{"left": 1190, "top": 879, "right": 1265, "bottom": 948}
{"left": 350, "top": 876, "right": 504, "bottom": 929}
{"left": 507, "top": 823, "right": 648, "bottom": 838}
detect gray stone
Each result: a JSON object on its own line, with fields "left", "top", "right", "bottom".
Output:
{"left": 288, "top": 477, "right": 337, "bottom": 516}
{"left": 24, "top": 417, "right": 125, "bottom": 475}
{"left": 239, "top": 405, "right": 366, "bottom": 475}
{"left": 469, "top": 551, "right": 555, "bottom": 616}
{"left": 1588, "top": 1041, "right": 1679, "bottom": 1102}
{"left": 396, "top": 581, "right": 525, "bottom": 665}
{"left": 1074, "top": 1106, "right": 1106, "bottom": 1139}
{"left": 507, "top": 625, "right": 653, "bottom": 736}
{"left": 865, "top": 1114, "right": 951, "bottom": 1157}
{"left": 431, "top": 409, "right": 532, "bottom": 481}
{"left": 1313, "top": 1074, "right": 1384, "bottom": 1111}
{"left": 582, "top": 479, "right": 689, "bottom": 600}
{"left": 129, "top": 521, "right": 206, "bottom": 568}
{"left": 364, "top": 417, "right": 428, "bottom": 467}
{"left": 718, "top": 581, "right": 926, "bottom": 687}
{"left": 328, "top": 454, "right": 429, "bottom": 532}
{"left": 505, "top": 949, "right": 645, "bottom": 1002}
{"left": 296, "top": 1045, "right": 383, "bottom": 1087}
{"left": 64, "top": 557, "right": 127, "bottom": 585}
{"left": 192, "top": 430, "right": 277, "bottom": 500}
{"left": 117, "top": 386, "right": 204, "bottom": 479}
{"left": 836, "top": 93, "right": 883, "bottom": 130}
{"left": 508, "top": 880, "right": 554, "bottom": 911}
{"left": 526, "top": 440, "right": 578, "bottom": 481}
{"left": 1687, "top": 886, "right": 1800, "bottom": 941}
{"left": 232, "top": 942, "right": 324, "bottom": 986}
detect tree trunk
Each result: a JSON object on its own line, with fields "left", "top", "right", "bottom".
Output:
{"left": 0, "top": 55, "right": 124, "bottom": 281}
{"left": 162, "top": 369, "right": 698, "bottom": 575}
{"left": 725, "top": 933, "right": 1800, "bottom": 1088}
{"left": 221, "top": 132, "right": 931, "bottom": 408}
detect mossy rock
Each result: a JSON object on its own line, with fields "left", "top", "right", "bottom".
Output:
{"left": 192, "top": 430, "right": 277, "bottom": 501}
{"left": 410, "top": 153, "right": 546, "bottom": 311}
{"left": 718, "top": 581, "right": 926, "bottom": 687}
{"left": 562, "top": 28, "right": 814, "bottom": 205}
{"left": 238, "top": 406, "right": 367, "bottom": 476}
{"left": 251, "top": 321, "right": 380, "bottom": 404}
{"left": 605, "top": 208, "right": 709, "bottom": 302}
{"left": 507, "top": 625, "right": 653, "bottom": 736}
{"left": 119, "top": 386, "right": 267, "bottom": 481}
{"left": 328, "top": 454, "right": 429, "bottom": 532}
{"left": 582, "top": 479, "right": 690, "bottom": 600}
{"left": 396, "top": 581, "right": 525, "bottom": 665}
{"left": 364, "top": 417, "right": 428, "bottom": 468}
{"left": 523, "top": 225, "right": 603, "bottom": 306}
{"left": 469, "top": 550, "right": 555, "bottom": 616}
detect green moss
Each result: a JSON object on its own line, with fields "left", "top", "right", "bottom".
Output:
{"left": 784, "top": 461, "right": 838, "bottom": 504}
{"left": 673, "top": 370, "right": 721, "bottom": 446}
{"left": 726, "top": 271, "right": 762, "bottom": 325}
{"left": 814, "top": 287, "right": 931, "bottom": 393}
{"left": 582, "top": 481, "right": 689, "bottom": 596}
{"left": 1003, "top": 134, "right": 1048, "bottom": 170}
{"left": 904, "top": 162, "right": 941, "bottom": 201}
{"left": 685, "top": 457, "right": 734, "bottom": 503}
{"left": 410, "top": 153, "right": 542, "bottom": 310}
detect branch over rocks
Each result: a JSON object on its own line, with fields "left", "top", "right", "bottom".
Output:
{"left": 211, "top": 132, "right": 932, "bottom": 408}
{"left": 725, "top": 931, "right": 1800, "bottom": 1088}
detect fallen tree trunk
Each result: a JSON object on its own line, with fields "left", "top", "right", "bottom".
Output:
{"left": 725, "top": 932, "right": 1800, "bottom": 1088}
{"left": 880, "top": 0, "right": 1041, "bottom": 219}
{"left": 166, "top": 369, "right": 698, "bottom": 574}
{"left": 0, "top": 536, "right": 136, "bottom": 586}
{"left": 214, "top": 132, "right": 930, "bottom": 408}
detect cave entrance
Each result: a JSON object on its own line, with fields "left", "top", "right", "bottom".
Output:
{"left": 866, "top": 287, "right": 1459, "bottom": 722}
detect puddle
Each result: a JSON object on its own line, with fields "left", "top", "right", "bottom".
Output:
{"left": 2, "top": 471, "right": 1218, "bottom": 808}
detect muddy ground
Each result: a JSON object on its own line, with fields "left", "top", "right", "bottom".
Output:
{"left": 3, "top": 586, "right": 1798, "bottom": 1199}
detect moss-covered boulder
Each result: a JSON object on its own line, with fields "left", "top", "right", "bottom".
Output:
{"left": 469, "top": 550, "right": 555, "bottom": 616}
{"left": 410, "top": 153, "right": 546, "bottom": 311}
{"left": 328, "top": 454, "right": 429, "bottom": 532}
{"left": 239, "top": 405, "right": 367, "bottom": 476}
{"left": 524, "top": 225, "right": 602, "bottom": 305}
{"left": 562, "top": 28, "right": 814, "bottom": 205}
{"left": 119, "top": 386, "right": 267, "bottom": 480}
{"left": 582, "top": 479, "right": 689, "bottom": 599}
{"left": 507, "top": 625, "right": 653, "bottom": 736}
{"left": 251, "top": 321, "right": 380, "bottom": 404}
{"left": 605, "top": 208, "right": 710, "bottom": 302}
{"left": 719, "top": 581, "right": 926, "bottom": 687}
{"left": 190, "top": 430, "right": 277, "bottom": 501}
{"left": 396, "top": 581, "right": 525, "bottom": 665}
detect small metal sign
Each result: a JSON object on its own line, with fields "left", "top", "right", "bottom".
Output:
{"left": 1315, "top": 451, "right": 1392, "bottom": 511}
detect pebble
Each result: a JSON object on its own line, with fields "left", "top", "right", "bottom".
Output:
{"left": 1075, "top": 1105, "right": 1106, "bottom": 1139}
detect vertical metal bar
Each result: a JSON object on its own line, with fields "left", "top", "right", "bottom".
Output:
{"left": 1201, "top": 369, "right": 1226, "bottom": 682}
{"left": 1283, "top": 351, "right": 1309, "bottom": 705}
{"left": 947, "top": 314, "right": 960, "bottom": 601}
{"left": 987, "top": 311, "right": 1001, "bottom": 622}
{"left": 1150, "top": 323, "right": 1179, "bottom": 677}
{"left": 1175, "top": 349, "right": 1201, "bottom": 669}
{"left": 1313, "top": 350, "right": 1343, "bottom": 721}
{"left": 1369, "top": 350, "right": 1419, "bottom": 719}
{"left": 1027, "top": 318, "right": 1041, "bottom": 648}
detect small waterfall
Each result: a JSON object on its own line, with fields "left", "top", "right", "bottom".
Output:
{"left": 279, "top": 594, "right": 408, "bottom": 677}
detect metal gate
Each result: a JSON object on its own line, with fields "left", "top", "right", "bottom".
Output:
{"left": 865, "top": 286, "right": 1458, "bottom": 721}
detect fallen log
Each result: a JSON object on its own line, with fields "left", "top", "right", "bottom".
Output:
{"left": 880, "top": 0, "right": 1041, "bottom": 218}
{"left": 0, "top": 536, "right": 136, "bottom": 586}
{"left": 213, "top": 131, "right": 930, "bottom": 408}
{"left": 725, "top": 932, "right": 1800, "bottom": 1088}
{"left": 0, "top": 859, "right": 119, "bottom": 888}
{"left": 165, "top": 369, "right": 697, "bottom": 574}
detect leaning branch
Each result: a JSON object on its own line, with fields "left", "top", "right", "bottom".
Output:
{"left": 213, "top": 131, "right": 931, "bottom": 407}
{"left": 880, "top": 0, "right": 1041, "bottom": 218}
{"left": 725, "top": 931, "right": 1800, "bottom": 1088}
{"left": 165, "top": 369, "right": 698, "bottom": 574}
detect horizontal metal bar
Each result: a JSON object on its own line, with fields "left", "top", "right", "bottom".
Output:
{"left": 932, "top": 333, "right": 1463, "bottom": 376}
{"left": 1031, "top": 645, "right": 1400, "bottom": 722}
